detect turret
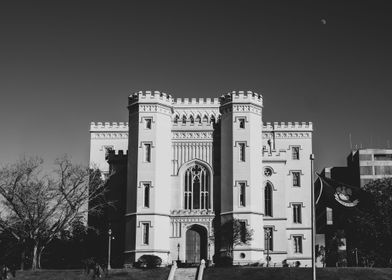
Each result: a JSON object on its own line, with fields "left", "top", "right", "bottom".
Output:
{"left": 125, "top": 90, "right": 173, "bottom": 264}
{"left": 219, "top": 90, "right": 264, "bottom": 263}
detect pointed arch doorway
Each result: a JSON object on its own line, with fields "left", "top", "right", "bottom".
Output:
{"left": 185, "top": 225, "right": 207, "bottom": 264}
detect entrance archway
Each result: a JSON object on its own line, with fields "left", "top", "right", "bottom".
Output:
{"left": 185, "top": 225, "right": 207, "bottom": 263}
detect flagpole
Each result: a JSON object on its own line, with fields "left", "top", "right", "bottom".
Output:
{"left": 310, "top": 154, "right": 316, "bottom": 280}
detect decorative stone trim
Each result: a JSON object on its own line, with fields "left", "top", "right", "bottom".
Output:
{"left": 91, "top": 132, "right": 129, "bottom": 139}
{"left": 172, "top": 131, "right": 213, "bottom": 140}
{"left": 170, "top": 209, "right": 215, "bottom": 216}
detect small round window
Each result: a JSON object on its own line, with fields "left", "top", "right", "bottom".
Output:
{"left": 264, "top": 167, "right": 273, "bottom": 177}
{"left": 240, "top": 253, "right": 246, "bottom": 259}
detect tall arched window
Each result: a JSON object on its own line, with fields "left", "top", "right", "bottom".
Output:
{"left": 265, "top": 183, "right": 273, "bottom": 217}
{"left": 184, "top": 164, "right": 210, "bottom": 210}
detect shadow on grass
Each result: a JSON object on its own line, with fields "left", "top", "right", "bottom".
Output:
{"left": 203, "top": 267, "right": 392, "bottom": 280}
{"left": 12, "top": 268, "right": 170, "bottom": 280}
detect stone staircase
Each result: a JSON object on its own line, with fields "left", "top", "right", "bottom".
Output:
{"left": 173, "top": 267, "right": 198, "bottom": 280}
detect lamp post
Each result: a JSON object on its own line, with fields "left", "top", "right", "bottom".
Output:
{"left": 108, "top": 228, "right": 112, "bottom": 270}
{"left": 177, "top": 243, "right": 180, "bottom": 262}
{"left": 310, "top": 154, "right": 316, "bottom": 280}
{"left": 265, "top": 228, "right": 271, "bottom": 267}
{"left": 353, "top": 248, "right": 358, "bottom": 267}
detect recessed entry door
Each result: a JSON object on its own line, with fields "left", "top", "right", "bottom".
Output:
{"left": 186, "top": 228, "right": 201, "bottom": 263}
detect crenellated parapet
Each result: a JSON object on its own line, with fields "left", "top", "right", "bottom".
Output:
{"left": 90, "top": 122, "right": 129, "bottom": 132}
{"left": 263, "top": 121, "right": 313, "bottom": 131}
{"left": 106, "top": 149, "right": 128, "bottom": 160}
{"left": 106, "top": 149, "right": 128, "bottom": 169}
{"left": 219, "top": 90, "right": 263, "bottom": 106}
{"left": 173, "top": 97, "right": 220, "bottom": 106}
{"left": 128, "top": 90, "right": 173, "bottom": 106}
{"left": 262, "top": 149, "right": 287, "bottom": 162}
{"left": 262, "top": 122, "right": 313, "bottom": 139}
{"left": 219, "top": 90, "right": 263, "bottom": 115}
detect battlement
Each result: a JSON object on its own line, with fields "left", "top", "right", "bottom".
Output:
{"left": 105, "top": 150, "right": 128, "bottom": 166}
{"left": 90, "top": 122, "right": 129, "bottom": 132}
{"left": 107, "top": 149, "right": 128, "bottom": 157}
{"left": 262, "top": 149, "right": 287, "bottom": 161}
{"left": 128, "top": 90, "right": 173, "bottom": 106}
{"left": 219, "top": 90, "right": 263, "bottom": 106}
{"left": 263, "top": 122, "right": 313, "bottom": 131}
{"left": 173, "top": 97, "right": 220, "bottom": 107}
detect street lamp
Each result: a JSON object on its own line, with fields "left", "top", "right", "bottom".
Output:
{"left": 265, "top": 228, "right": 271, "bottom": 267}
{"left": 177, "top": 243, "right": 180, "bottom": 262}
{"left": 108, "top": 228, "right": 112, "bottom": 270}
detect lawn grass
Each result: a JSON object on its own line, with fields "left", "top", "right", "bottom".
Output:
{"left": 12, "top": 268, "right": 170, "bottom": 280}
{"left": 203, "top": 267, "right": 392, "bottom": 280}
{"left": 10, "top": 267, "right": 392, "bottom": 280}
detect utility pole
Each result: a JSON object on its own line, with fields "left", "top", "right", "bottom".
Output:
{"left": 310, "top": 154, "right": 316, "bottom": 280}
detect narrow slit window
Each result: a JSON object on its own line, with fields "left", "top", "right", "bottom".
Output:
{"left": 145, "top": 118, "right": 152, "bottom": 129}
{"left": 265, "top": 183, "right": 273, "bottom": 217}
{"left": 239, "top": 118, "right": 245, "bottom": 129}
{"left": 239, "top": 143, "right": 246, "bottom": 162}
{"left": 239, "top": 182, "right": 246, "bottom": 207}
{"left": 142, "top": 223, "right": 149, "bottom": 245}
{"left": 292, "top": 147, "right": 300, "bottom": 160}
{"left": 292, "top": 172, "right": 301, "bottom": 187}
{"left": 144, "top": 144, "right": 151, "bottom": 162}
{"left": 293, "top": 236, "right": 303, "bottom": 253}
{"left": 293, "top": 204, "right": 302, "bottom": 224}
{"left": 143, "top": 183, "right": 150, "bottom": 208}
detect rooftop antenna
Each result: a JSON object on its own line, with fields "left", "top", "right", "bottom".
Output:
{"left": 349, "top": 133, "right": 353, "bottom": 150}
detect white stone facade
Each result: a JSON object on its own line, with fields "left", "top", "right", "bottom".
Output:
{"left": 89, "top": 90, "right": 313, "bottom": 266}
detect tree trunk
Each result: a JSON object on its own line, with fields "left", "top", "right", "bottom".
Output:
{"left": 32, "top": 243, "right": 38, "bottom": 271}
{"left": 37, "top": 246, "right": 45, "bottom": 269}
{"left": 20, "top": 249, "right": 25, "bottom": 270}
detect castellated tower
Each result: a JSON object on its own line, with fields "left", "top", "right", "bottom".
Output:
{"left": 219, "top": 91, "right": 264, "bottom": 263}
{"left": 125, "top": 90, "right": 173, "bottom": 263}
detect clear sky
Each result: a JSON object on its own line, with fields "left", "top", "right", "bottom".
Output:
{"left": 0, "top": 0, "right": 391, "bottom": 172}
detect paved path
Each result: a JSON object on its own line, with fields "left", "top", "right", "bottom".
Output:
{"left": 173, "top": 267, "right": 198, "bottom": 280}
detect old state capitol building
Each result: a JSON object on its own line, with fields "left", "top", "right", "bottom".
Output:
{"left": 89, "top": 90, "right": 313, "bottom": 267}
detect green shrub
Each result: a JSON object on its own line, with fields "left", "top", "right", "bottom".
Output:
{"left": 213, "top": 255, "right": 233, "bottom": 267}
{"left": 136, "top": 255, "right": 162, "bottom": 268}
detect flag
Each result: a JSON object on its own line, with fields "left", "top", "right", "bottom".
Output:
{"left": 316, "top": 174, "right": 373, "bottom": 211}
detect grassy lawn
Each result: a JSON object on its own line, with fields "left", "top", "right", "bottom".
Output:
{"left": 203, "top": 267, "right": 392, "bottom": 280}
{"left": 11, "top": 268, "right": 170, "bottom": 280}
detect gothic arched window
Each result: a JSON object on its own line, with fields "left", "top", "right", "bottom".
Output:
{"left": 265, "top": 183, "right": 273, "bottom": 217}
{"left": 174, "top": 115, "right": 179, "bottom": 124}
{"left": 196, "top": 115, "right": 201, "bottom": 124}
{"left": 184, "top": 164, "right": 210, "bottom": 210}
{"left": 182, "top": 115, "right": 187, "bottom": 124}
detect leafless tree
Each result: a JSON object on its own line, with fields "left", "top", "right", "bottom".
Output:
{"left": 0, "top": 156, "right": 110, "bottom": 270}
